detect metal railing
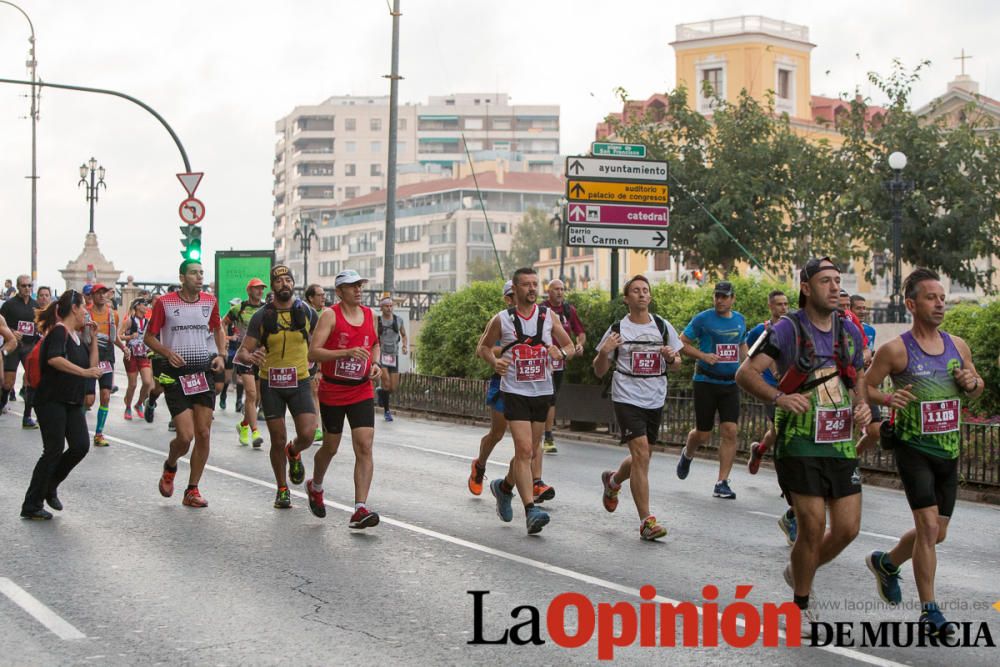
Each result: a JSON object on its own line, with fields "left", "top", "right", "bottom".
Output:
{"left": 393, "top": 374, "right": 1000, "bottom": 488}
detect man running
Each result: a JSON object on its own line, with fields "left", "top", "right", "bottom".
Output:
{"left": 304, "top": 284, "right": 327, "bottom": 442}
{"left": 595, "top": 275, "right": 682, "bottom": 540}
{"left": 219, "top": 297, "right": 241, "bottom": 411}
{"left": 476, "top": 268, "right": 575, "bottom": 535}
{"left": 863, "top": 268, "right": 982, "bottom": 636}
{"left": 850, "top": 294, "right": 882, "bottom": 456}
{"left": 736, "top": 257, "right": 870, "bottom": 627}
{"left": 224, "top": 277, "right": 266, "bottom": 447}
{"left": 122, "top": 297, "right": 153, "bottom": 421}
{"left": 238, "top": 266, "right": 318, "bottom": 509}
{"left": 145, "top": 259, "right": 226, "bottom": 508}
{"left": 0, "top": 274, "right": 39, "bottom": 427}
{"left": 676, "top": 281, "right": 747, "bottom": 499}
{"left": 375, "top": 296, "right": 407, "bottom": 422}
{"left": 542, "top": 279, "right": 586, "bottom": 454}
{"left": 306, "top": 270, "right": 382, "bottom": 528}
{"left": 84, "top": 284, "right": 128, "bottom": 446}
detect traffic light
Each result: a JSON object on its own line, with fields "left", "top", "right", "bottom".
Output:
{"left": 180, "top": 225, "right": 202, "bottom": 261}
{"left": 692, "top": 269, "right": 704, "bottom": 284}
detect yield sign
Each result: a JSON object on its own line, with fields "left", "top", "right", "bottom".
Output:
{"left": 177, "top": 172, "right": 204, "bottom": 197}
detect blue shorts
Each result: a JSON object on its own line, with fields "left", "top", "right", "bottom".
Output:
{"left": 485, "top": 375, "right": 505, "bottom": 414}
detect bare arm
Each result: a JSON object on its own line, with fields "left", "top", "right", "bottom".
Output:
{"left": 476, "top": 315, "right": 507, "bottom": 374}
{"left": 952, "top": 335, "right": 985, "bottom": 399}
{"left": 736, "top": 353, "right": 811, "bottom": 413}
{"left": 547, "top": 311, "right": 575, "bottom": 361}
{"left": 865, "top": 338, "right": 915, "bottom": 409}
{"left": 680, "top": 333, "right": 718, "bottom": 364}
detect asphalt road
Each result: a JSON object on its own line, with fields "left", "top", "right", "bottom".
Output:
{"left": 1, "top": 378, "right": 998, "bottom": 666}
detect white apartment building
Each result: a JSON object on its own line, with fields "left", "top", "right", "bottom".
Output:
{"left": 314, "top": 168, "right": 564, "bottom": 293}
{"left": 272, "top": 93, "right": 560, "bottom": 279}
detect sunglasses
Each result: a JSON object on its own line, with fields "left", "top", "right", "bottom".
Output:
{"left": 18, "top": 283, "right": 31, "bottom": 288}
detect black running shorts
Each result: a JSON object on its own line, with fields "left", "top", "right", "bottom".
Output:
{"left": 775, "top": 456, "right": 862, "bottom": 499}
{"left": 163, "top": 375, "right": 216, "bottom": 417}
{"left": 261, "top": 379, "right": 316, "bottom": 421}
{"left": 894, "top": 444, "right": 959, "bottom": 517}
{"left": 503, "top": 392, "right": 550, "bottom": 423}
{"left": 320, "top": 398, "right": 375, "bottom": 434}
{"left": 614, "top": 402, "right": 661, "bottom": 445}
{"left": 693, "top": 380, "right": 741, "bottom": 431}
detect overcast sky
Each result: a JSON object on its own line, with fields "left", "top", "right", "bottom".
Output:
{"left": 1, "top": 0, "right": 997, "bottom": 287}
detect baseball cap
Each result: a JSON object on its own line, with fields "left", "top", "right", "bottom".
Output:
{"left": 247, "top": 277, "right": 266, "bottom": 290}
{"left": 82, "top": 284, "right": 93, "bottom": 295}
{"left": 335, "top": 269, "right": 366, "bottom": 287}
{"left": 91, "top": 283, "right": 110, "bottom": 293}
{"left": 713, "top": 281, "right": 734, "bottom": 296}
{"left": 798, "top": 256, "right": 838, "bottom": 307}
{"left": 503, "top": 280, "right": 514, "bottom": 297}
{"left": 270, "top": 265, "right": 294, "bottom": 283}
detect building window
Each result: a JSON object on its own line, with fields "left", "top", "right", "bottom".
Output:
{"left": 398, "top": 118, "right": 407, "bottom": 130}
{"left": 702, "top": 68, "right": 723, "bottom": 98}
{"left": 775, "top": 64, "right": 796, "bottom": 115}
{"left": 345, "top": 141, "right": 356, "bottom": 153}
{"left": 370, "top": 118, "right": 382, "bottom": 131}
{"left": 465, "top": 118, "right": 483, "bottom": 130}
{"left": 370, "top": 141, "right": 382, "bottom": 153}
{"left": 370, "top": 186, "right": 381, "bottom": 193}
{"left": 397, "top": 141, "right": 407, "bottom": 155}
{"left": 371, "top": 164, "right": 383, "bottom": 177}
{"left": 345, "top": 163, "right": 356, "bottom": 176}
{"left": 345, "top": 118, "right": 356, "bottom": 131}
{"left": 654, "top": 253, "right": 671, "bottom": 271}
{"left": 777, "top": 69, "right": 791, "bottom": 100}
{"left": 695, "top": 60, "right": 726, "bottom": 114}
{"left": 345, "top": 186, "right": 359, "bottom": 200}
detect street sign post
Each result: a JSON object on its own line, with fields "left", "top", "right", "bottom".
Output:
{"left": 566, "top": 203, "right": 668, "bottom": 227}
{"left": 591, "top": 142, "right": 646, "bottom": 158}
{"left": 567, "top": 224, "right": 667, "bottom": 250}
{"left": 567, "top": 179, "right": 668, "bottom": 205}
{"left": 566, "top": 156, "right": 667, "bottom": 182}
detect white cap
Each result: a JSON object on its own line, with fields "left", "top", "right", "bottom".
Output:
{"left": 503, "top": 280, "right": 514, "bottom": 297}
{"left": 335, "top": 269, "right": 366, "bottom": 287}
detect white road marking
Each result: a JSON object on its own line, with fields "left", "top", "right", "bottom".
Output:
{"left": 0, "top": 577, "right": 86, "bottom": 640}
{"left": 100, "top": 432, "right": 907, "bottom": 666}
{"left": 746, "top": 511, "right": 903, "bottom": 542}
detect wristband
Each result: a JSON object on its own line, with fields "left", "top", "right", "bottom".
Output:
{"left": 559, "top": 347, "right": 567, "bottom": 360}
{"left": 883, "top": 393, "right": 892, "bottom": 407}
{"left": 773, "top": 390, "right": 784, "bottom": 404}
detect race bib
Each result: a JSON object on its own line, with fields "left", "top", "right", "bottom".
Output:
{"left": 98, "top": 361, "right": 113, "bottom": 376}
{"left": 129, "top": 340, "right": 148, "bottom": 357}
{"left": 179, "top": 372, "right": 210, "bottom": 396}
{"left": 513, "top": 345, "right": 547, "bottom": 383}
{"left": 920, "top": 399, "right": 960, "bottom": 434}
{"left": 815, "top": 407, "right": 853, "bottom": 443}
{"left": 333, "top": 356, "right": 367, "bottom": 381}
{"left": 631, "top": 350, "right": 663, "bottom": 376}
{"left": 380, "top": 352, "right": 397, "bottom": 368}
{"left": 715, "top": 343, "right": 739, "bottom": 362}
{"left": 268, "top": 366, "right": 298, "bottom": 389}
{"left": 17, "top": 320, "right": 35, "bottom": 336}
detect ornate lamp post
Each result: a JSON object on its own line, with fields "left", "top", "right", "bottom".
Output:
{"left": 78, "top": 157, "right": 107, "bottom": 234}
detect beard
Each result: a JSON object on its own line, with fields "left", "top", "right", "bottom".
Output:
{"left": 277, "top": 288, "right": 293, "bottom": 301}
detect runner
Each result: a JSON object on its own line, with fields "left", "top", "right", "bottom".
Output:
{"left": 0, "top": 274, "right": 39, "bottom": 427}
{"left": 83, "top": 284, "right": 128, "bottom": 446}
{"left": 237, "top": 265, "right": 318, "bottom": 509}
{"left": 304, "top": 284, "right": 327, "bottom": 442}
{"left": 736, "top": 257, "right": 870, "bottom": 628}
{"left": 35, "top": 285, "right": 51, "bottom": 310}
{"left": 676, "top": 281, "right": 748, "bottom": 499}
{"left": 374, "top": 296, "right": 407, "bottom": 422}
{"left": 306, "top": 269, "right": 382, "bottom": 528}
{"left": 218, "top": 297, "right": 241, "bottom": 411}
{"left": 144, "top": 259, "right": 226, "bottom": 508}
{"left": 594, "top": 275, "right": 682, "bottom": 540}
{"left": 541, "top": 279, "right": 586, "bottom": 454}
{"left": 224, "top": 277, "right": 266, "bottom": 447}
{"left": 863, "top": 268, "right": 983, "bottom": 636}
{"left": 122, "top": 297, "right": 153, "bottom": 421}
{"left": 144, "top": 293, "right": 165, "bottom": 424}
{"left": 476, "top": 267, "right": 575, "bottom": 535}
{"left": 850, "top": 293, "right": 883, "bottom": 456}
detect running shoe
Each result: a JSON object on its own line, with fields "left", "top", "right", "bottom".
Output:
{"left": 468, "top": 459, "right": 486, "bottom": 496}
{"left": 124, "top": 407, "right": 133, "bottom": 421}
{"left": 306, "top": 479, "right": 326, "bottom": 518}
{"left": 778, "top": 510, "right": 798, "bottom": 546}
{"left": 713, "top": 479, "right": 736, "bottom": 499}
{"left": 676, "top": 447, "right": 693, "bottom": 479}
{"left": 489, "top": 478, "right": 514, "bottom": 522}
{"left": 144, "top": 399, "right": 156, "bottom": 423}
{"left": 384, "top": 409, "right": 394, "bottom": 422}
{"left": 235, "top": 400, "right": 244, "bottom": 412}
{"left": 313, "top": 427, "right": 323, "bottom": 442}
{"left": 135, "top": 403, "right": 145, "bottom": 419}
{"left": 525, "top": 505, "right": 550, "bottom": 535}
{"left": 543, "top": 436, "right": 557, "bottom": 454}
{"left": 286, "top": 442, "right": 305, "bottom": 485}
{"left": 640, "top": 516, "right": 668, "bottom": 541}
{"left": 20, "top": 508, "right": 52, "bottom": 520}
{"left": 783, "top": 562, "right": 816, "bottom": 600}
{"left": 159, "top": 467, "right": 176, "bottom": 497}
{"left": 349, "top": 506, "right": 380, "bottom": 529}
{"left": 274, "top": 487, "right": 292, "bottom": 509}
{"left": 252, "top": 429, "right": 264, "bottom": 448}
{"left": 919, "top": 603, "right": 955, "bottom": 638}
{"left": 93, "top": 433, "right": 109, "bottom": 447}
{"left": 533, "top": 480, "right": 555, "bottom": 504}
{"left": 238, "top": 423, "right": 250, "bottom": 446}
{"left": 21, "top": 417, "right": 38, "bottom": 429}
{"left": 111, "top": 385, "right": 119, "bottom": 395}
{"left": 45, "top": 492, "right": 63, "bottom": 511}
{"left": 748, "top": 440, "right": 768, "bottom": 475}
{"left": 167, "top": 419, "right": 176, "bottom": 432}
{"left": 601, "top": 470, "right": 619, "bottom": 513}
{"left": 182, "top": 488, "right": 208, "bottom": 508}
{"left": 219, "top": 396, "right": 226, "bottom": 411}
{"left": 865, "top": 551, "right": 902, "bottom": 605}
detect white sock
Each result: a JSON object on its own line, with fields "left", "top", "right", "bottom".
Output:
{"left": 311, "top": 481, "right": 323, "bottom": 492}
{"left": 354, "top": 502, "right": 366, "bottom": 510}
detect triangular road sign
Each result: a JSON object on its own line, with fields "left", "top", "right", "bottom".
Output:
{"left": 177, "top": 172, "right": 204, "bottom": 197}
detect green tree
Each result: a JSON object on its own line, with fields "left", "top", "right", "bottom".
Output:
{"left": 942, "top": 301, "right": 1000, "bottom": 416}
{"left": 508, "top": 207, "right": 559, "bottom": 271}
{"left": 467, "top": 257, "right": 499, "bottom": 283}
{"left": 416, "top": 280, "right": 506, "bottom": 379}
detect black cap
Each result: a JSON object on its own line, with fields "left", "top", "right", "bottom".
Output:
{"left": 270, "top": 264, "right": 295, "bottom": 284}
{"left": 713, "top": 281, "right": 734, "bottom": 296}
{"left": 798, "top": 257, "right": 838, "bottom": 307}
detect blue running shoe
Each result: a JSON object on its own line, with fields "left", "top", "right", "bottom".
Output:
{"left": 676, "top": 447, "right": 693, "bottom": 480}
{"left": 778, "top": 510, "right": 798, "bottom": 546}
{"left": 919, "top": 603, "right": 954, "bottom": 638}
{"left": 713, "top": 479, "right": 736, "bottom": 499}
{"left": 490, "top": 478, "right": 513, "bottom": 522}
{"left": 865, "top": 551, "right": 902, "bottom": 605}
{"left": 525, "top": 505, "right": 550, "bottom": 535}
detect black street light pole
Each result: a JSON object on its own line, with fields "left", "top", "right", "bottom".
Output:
{"left": 78, "top": 157, "right": 106, "bottom": 235}
{"left": 294, "top": 215, "right": 319, "bottom": 287}
{"left": 884, "top": 151, "right": 913, "bottom": 324}
{"left": 549, "top": 197, "right": 568, "bottom": 282}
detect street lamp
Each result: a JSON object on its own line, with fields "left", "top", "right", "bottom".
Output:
{"left": 549, "top": 196, "right": 568, "bottom": 282}
{"left": 884, "top": 151, "right": 914, "bottom": 323}
{"left": 293, "top": 215, "right": 319, "bottom": 286}
{"left": 78, "top": 157, "right": 107, "bottom": 235}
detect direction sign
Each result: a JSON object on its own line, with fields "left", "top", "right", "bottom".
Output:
{"left": 567, "top": 180, "right": 668, "bottom": 205}
{"left": 179, "top": 197, "right": 206, "bottom": 224}
{"left": 565, "top": 156, "right": 668, "bottom": 182}
{"left": 591, "top": 142, "right": 646, "bottom": 158}
{"left": 566, "top": 203, "right": 668, "bottom": 227}
{"left": 177, "top": 172, "right": 204, "bottom": 197}
{"left": 567, "top": 224, "right": 667, "bottom": 250}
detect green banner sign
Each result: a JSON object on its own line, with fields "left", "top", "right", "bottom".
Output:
{"left": 215, "top": 250, "right": 274, "bottom": 313}
{"left": 591, "top": 142, "right": 647, "bottom": 158}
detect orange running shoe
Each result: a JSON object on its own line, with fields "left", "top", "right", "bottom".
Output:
{"left": 159, "top": 467, "right": 176, "bottom": 498}
{"left": 748, "top": 440, "right": 768, "bottom": 475}
{"left": 468, "top": 459, "right": 486, "bottom": 496}
{"left": 532, "top": 480, "right": 555, "bottom": 504}
{"left": 640, "top": 516, "right": 668, "bottom": 541}
{"left": 601, "top": 470, "right": 620, "bottom": 513}
{"left": 182, "top": 487, "right": 208, "bottom": 508}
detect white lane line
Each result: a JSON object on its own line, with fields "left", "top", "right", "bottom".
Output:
{"left": 380, "top": 440, "right": 509, "bottom": 467}
{"left": 100, "top": 432, "right": 905, "bottom": 666}
{"left": 0, "top": 577, "right": 86, "bottom": 640}
{"left": 746, "top": 511, "right": 902, "bottom": 542}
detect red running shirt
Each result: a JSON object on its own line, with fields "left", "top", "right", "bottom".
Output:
{"left": 318, "top": 303, "right": 377, "bottom": 406}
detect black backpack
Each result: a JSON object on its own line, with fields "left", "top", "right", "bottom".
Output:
{"left": 260, "top": 299, "right": 312, "bottom": 345}
{"left": 499, "top": 305, "right": 549, "bottom": 355}
{"left": 779, "top": 311, "right": 857, "bottom": 392}
{"left": 377, "top": 314, "right": 400, "bottom": 338}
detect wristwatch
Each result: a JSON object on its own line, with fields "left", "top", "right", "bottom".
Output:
{"left": 773, "top": 390, "right": 785, "bottom": 404}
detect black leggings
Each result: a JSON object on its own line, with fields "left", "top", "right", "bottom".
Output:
{"left": 22, "top": 402, "right": 90, "bottom": 512}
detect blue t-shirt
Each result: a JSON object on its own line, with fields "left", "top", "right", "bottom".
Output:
{"left": 683, "top": 309, "right": 747, "bottom": 385}
{"left": 747, "top": 321, "right": 778, "bottom": 387}
{"left": 862, "top": 323, "right": 876, "bottom": 351}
